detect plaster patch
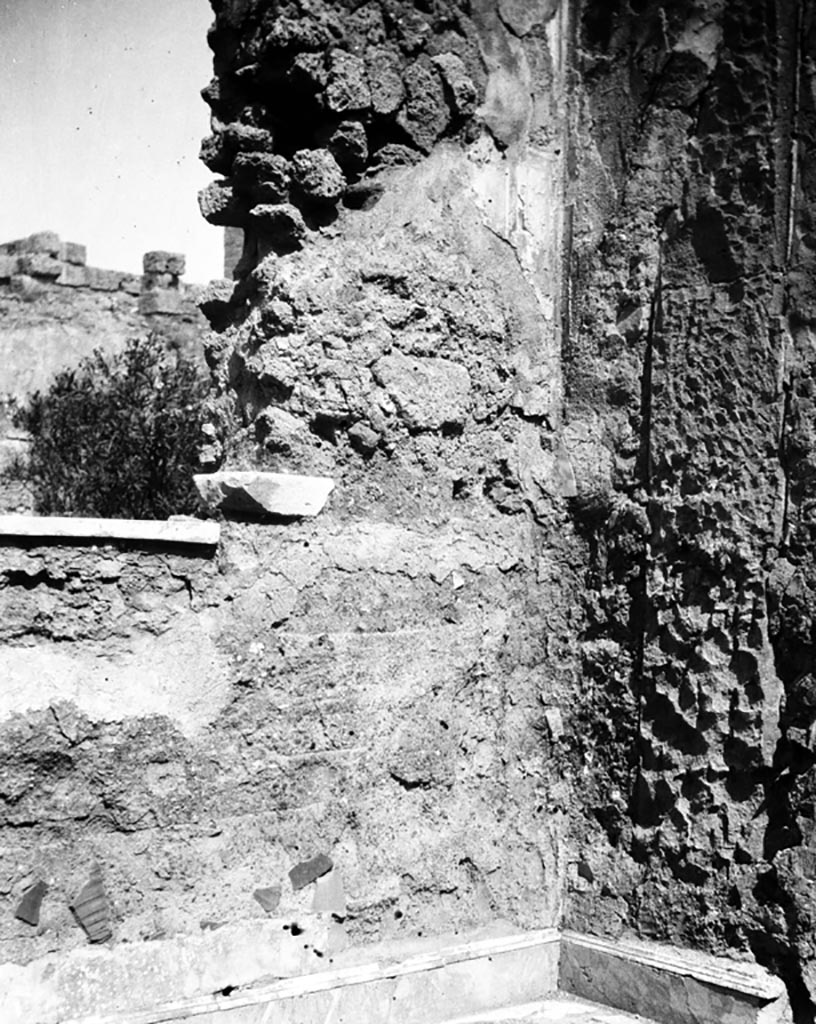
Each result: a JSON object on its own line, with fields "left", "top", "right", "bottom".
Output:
{"left": 0, "top": 614, "right": 227, "bottom": 736}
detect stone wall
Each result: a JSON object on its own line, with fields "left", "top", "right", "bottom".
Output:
{"left": 0, "top": 0, "right": 587, "bottom": 973}
{"left": 0, "top": 232, "right": 210, "bottom": 511}
{"left": 5, "top": 1, "right": 816, "bottom": 1020}
{"left": 564, "top": 0, "right": 816, "bottom": 1017}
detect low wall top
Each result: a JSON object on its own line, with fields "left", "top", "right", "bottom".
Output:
{"left": 0, "top": 515, "right": 220, "bottom": 547}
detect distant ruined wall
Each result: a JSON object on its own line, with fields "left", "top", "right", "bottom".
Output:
{"left": 0, "top": 232, "right": 209, "bottom": 510}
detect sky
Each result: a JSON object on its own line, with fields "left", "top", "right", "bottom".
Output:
{"left": 0, "top": 0, "right": 223, "bottom": 283}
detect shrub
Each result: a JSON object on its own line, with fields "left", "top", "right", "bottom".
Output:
{"left": 13, "top": 336, "right": 209, "bottom": 519}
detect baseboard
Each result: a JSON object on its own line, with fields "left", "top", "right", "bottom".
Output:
{"left": 0, "top": 920, "right": 561, "bottom": 1024}
{"left": 0, "top": 922, "right": 793, "bottom": 1024}
{"left": 559, "top": 931, "right": 791, "bottom": 1024}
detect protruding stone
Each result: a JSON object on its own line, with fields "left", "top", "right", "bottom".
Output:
{"left": 143, "top": 251, "right": 185, "bottom": 277}
{"left": 249, "top": 204, "right": 307, "bottom": 253}
{"left": 432, "top": 53, "right": 477, "bottom": 117}
{"left": 326, "top": 50, "right": 371, "bottom": 113}
{"left": 70, "top": 864, "right": 112, "bottom": 944}
{"left": 193, "top": 470, "right": 335, "bottom": 517}
{"left": 289, "top": 854, "right": 333, "bottom": 891}
{"left": 253, "top": 886, "right": 282, "bottom": 913}
{"left": 397, "top": 57, "right": 449, "bottom": 153}
{"left": 17, "top": 253, "right": 63, "bottom": 278}
{"left": 59, "top": 241, "right": 87, "bottom": 265}
{"left": 0, "top": 255, "right": 19, "bottom": 279}
{"left": 290, "top": 149, "right": 346, "bottom": 205}
{"left": 348, "top": 421, "right": 380, "bottom": 453}
{"left": 3, "top": 231, "right": 61, "bottom": 256}
{"left": 327, "top": 121, "right": 368, "bottom": 173}
{"left": 365, "top": 46, "right": 405, "bottom": 115}
{"left": 15, "top": 880, "right": 48, "bottom": 927}
{"left": 373, "top": 352, "right": 471, "bottom": 430}
{"left": 57, "top": 264, "right": 91, "bottom": 287}
{"left": 139, "top": 289, "right": 183, "bottom": 315}
{"left": 86, "top": 267, "right": 126, "bottom": 291}
{"left": 199, "top": 279, "right": 235, "bottom": 329}
{"left": 233, "top": 152, "right": 291, "bottom": 203}
{"left": 198, "top": 181, "right": 248, "bottom": 227}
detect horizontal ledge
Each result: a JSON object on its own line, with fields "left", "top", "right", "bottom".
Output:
{"left": 0, "top": 515, "right": 220, "bottom": 546}
{"left": 63, "top": 927, "right": 560, "bottom": 1024}
{"left": 560, "top": 931, "right": 786, "bottom": 1002}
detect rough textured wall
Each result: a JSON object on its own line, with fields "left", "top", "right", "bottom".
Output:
{"left": 565, "top": 0, "right": 816, "bottom": 1017}
{"left": 0, "top": 0, "right": 589, "bottom": 970}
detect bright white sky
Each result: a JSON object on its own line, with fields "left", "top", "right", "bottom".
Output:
{"left": 0, "top": 0, "right": 223, "bottom": 283}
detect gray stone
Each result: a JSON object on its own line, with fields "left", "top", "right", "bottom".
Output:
{"left": 15, "top": 880, "right": 48, "bottom": 927}
{"left": 139, "top": 289, "right": 183, "bottom": 315}
{"left": 328, "top": 121, "right": 368, "bottom": 173}
{"left": 86, "top": 267, "right": 125, "bottom": 291}
{"left": 249, "top": 204, "right": 307, "bottom": 253}
{"left": 59, "top": 241, "right": 87, "bottom": 266}
{"left": 348, "top": 421, "right": 380, "bottom": 452}
{"left": 0, "top": 254, "right": 19, "bottom": 279}
{"left": 365, "top": 46, "right": 405, "bottom": 115}
{"left": 253, "top": 886, "right": 282, "bottom": 913}
{"left": 193, "top": 471, "right": 335, "bottom": 518}
{"left": 17, "top": 253, "right": 63, "bottom": 278}
{"left": 373, "top": 352, "right": 471, "bottom": 430}
{"left": 198, "top": 181, "right": 248, "bottom": 227}
{"left": 326, "top": 50, "right": 371, "bottom": 113}
{"left": 432, "top": 54, "right": 477, "bottom": 117}
{"left": 396, "top": 58, "right": 449, "bottom": 153}
{"left": 290, "top": 149, "right": 346, "bottom": 205}
{"left": 289, "top": 854, "right": 333, "bottom": 891}
{"left": 143, "top": 251, "right": 185, "bottom": 276}
{"left": 56, "top": 264, "right": 91, "bottom": 287}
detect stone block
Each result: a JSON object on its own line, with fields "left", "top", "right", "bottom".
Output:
{"left": 397, "top": 58, "right": 449, "bottom": 153}
{"left": 559, "top": 932, "right": 791, "bottom": 1024}
{"left": 199, "top": 180, "right": 248, "bottom": 227}
{"left": 120, "top": 274, "right": 142, "bottom": 295}
{"left": 14, "top": 880, "right": 48, "bottom": 927}
{"left": 253, "top": 886, "right": 282, "bottom": 913}
{"left": 17, "top": 253, "right": 63, "bottom": 278}
{"left": 143, "top": 250, "right": 186, "bottom": 276}
{"left": 289, "top": 854, "right": 333, "bottom": 892}
{"left": 193, "top": 471, "right": 335, "bottom": 518}
{"left": 0, "top": 514, "right": 220, "bottom": 546}
{"left": 432, "top": 53, "right": 477, "bottom": 117}
{"left": 291, "top": 148, "right": 346, "bottom": 205}
{"left": 86, "top": 267, "right": 125, "bottom": 291}
{"left": 366, "top": 46, "right": 406, "bottom": 115}
{"left": 139, "top": 288, "right": 183, "bottom": 315}
{"left": 9, "top": 274, "right": 45, "bottom": 296}
{"left": 249, "top": 203, "right": 307, "bottom": 253}
{"left": 58, "top": 241, "right": 87, "bottom": 265}
{"left": 0, "top": 254, "right": 18, "bottom": 279}
{"left": 5, "top": 230, "right": 61, "bottom": 256}
{"left": 373, "top": 351, "right": 471, "bottom": 430}
{"left": 56, "top": 264, "right": 91, "bottom": 287}
{"left": 326, "top": 49, "right": 371, "bottom": 113}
